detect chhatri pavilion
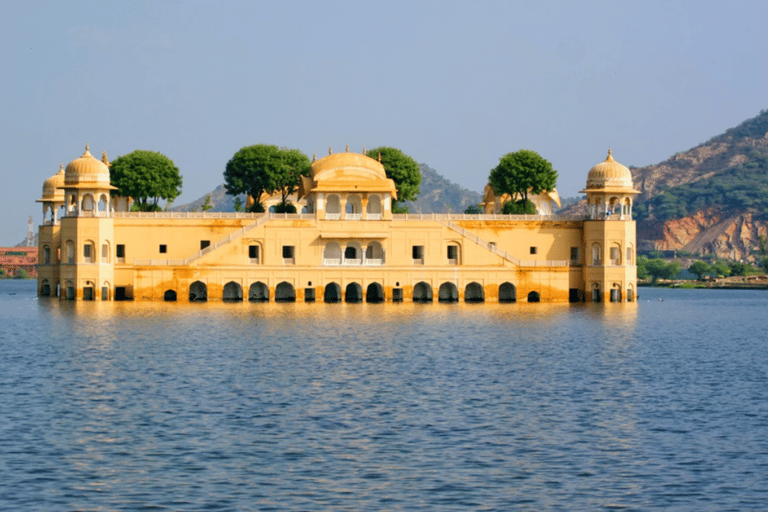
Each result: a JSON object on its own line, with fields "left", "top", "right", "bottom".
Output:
{"left": 37, "top": 145, "right": 639, "bottom": 303}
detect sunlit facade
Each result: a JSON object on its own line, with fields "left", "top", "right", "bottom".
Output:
{"left": 37, "top": 145, "right": 639, "bottom": 303}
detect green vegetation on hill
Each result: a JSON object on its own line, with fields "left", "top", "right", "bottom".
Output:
{"left": 635, "top": 150, "right": 768, "bottom": 221}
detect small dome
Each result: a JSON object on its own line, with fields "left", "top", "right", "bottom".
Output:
{"left": 39, "top": 164, "right": 66, "bottom": 202}
{"left": 585, "top": 149, "right": 633, "bottom": 189}
{"left": 64, "top": 144, "right": 113, "bottom": 188}
{"left": 311, "top": 151, "right": 387, "bottom": 181}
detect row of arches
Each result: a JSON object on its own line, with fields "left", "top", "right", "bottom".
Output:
{"left": 323, "top": 241, "right": 384, "bottom": 265}
{"left": 169, "top": 280, "right": 539, "bottom": 303}
{"left": 586, "top": 196, "right": 633, "bottom": 219}
{"left": 324, "top": 194, "right": 383, "bottom": 219}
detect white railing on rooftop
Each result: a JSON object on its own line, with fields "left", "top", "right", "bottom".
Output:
{"left": 392, "top": 213, "right": 586, "bottom": 221}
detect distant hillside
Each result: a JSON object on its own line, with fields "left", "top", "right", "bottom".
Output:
{"left": 562, "top": 110, "right": 768, "bottom": 261}
{"left": 174, "top": 163, "right": 483, "bottom": 214}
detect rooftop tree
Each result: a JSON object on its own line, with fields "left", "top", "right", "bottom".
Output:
{"left": 224, "top": 145, "right": 310, "bottom": 213}
{"left": 489, "top": 149, "right": 557, "bottom": 215}
{"left": 109, "top": 150, "right": 183, "bottom": 211}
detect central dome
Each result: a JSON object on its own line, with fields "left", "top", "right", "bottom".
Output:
{"left": 64, "top": 144, "right": 113, "bottom": 188}
{"left": 311, "top": 151, "right": 387, "bottom": 181}
{"left": 585, "top": 149, "right": 634, "bottom": 190}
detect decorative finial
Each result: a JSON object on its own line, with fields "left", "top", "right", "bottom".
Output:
{"left": 363, "top": 145, "right": 366, "bottom": 154}
{"left": 329, "top": 145, "right": 332, "bottom": 155}
{"left": 606, "top": 147, "right": 613, "bottom": 161}
{"left": 345, "top": 143, "right": 349, "bottom": 153}
{"left": 378, "top": 151, "right": 382, "bottom": 162}
{"left": 102, "top": 151, "right": 110, "bottom": 166}
{"left": 85, "top": 143, "right": 89, "bottom": 151}
{"left": 59, "top": 163, "right": 64, "bottom": 172}
{"left": 312, "top": 153, "right": 316, "bottom": 163}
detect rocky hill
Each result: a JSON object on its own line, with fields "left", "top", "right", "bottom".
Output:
{"left": 174, "top": 163, "right": 482, "bottom": 214}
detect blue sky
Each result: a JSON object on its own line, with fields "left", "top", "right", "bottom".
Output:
{"left": 1, "top": 0, "right": 766, "bottom": 245}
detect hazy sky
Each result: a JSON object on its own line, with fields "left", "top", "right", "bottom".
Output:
{"left": 2, "top": 0, "right": 766, "bottom": 245}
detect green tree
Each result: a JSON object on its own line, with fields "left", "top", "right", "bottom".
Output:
{"left": 200, "top": 195, "right": 213, "bottom": 211}
{"left": 233, "top": 196, "right": 243, "bottom": 212}
{"left": 502, "top": 199, "right": 536, "bottom": 215}
{"left": 489, "top": 150, "right": 557, "bottom": 210}
{"left": 274, "top": 148, "right": 311, "bottom": 206}
{"left": 711, "top": 259, "right": 731, "bottom": 278}
{"left": 464, "top": 204, "right": 483, "bottom": 214}
{"left": 645, "top": 258, "right": 680, "bottom": 284}
{"left": 637, "top": 255, "right": 650, "bottom": 280}
{"left": 729, "top": 260, "right": 755, "bottom": 276}
{"left": 224, "top": 145, "right": 310, "bottom": 212}
{"left": 688, "top": 260, "right": 711, "bottom": 280}
{"left": 110, "top": 150, "right": 183, "bottom": 212}
{"left": 366, "top": 147, "right": 421, "bottom": 213}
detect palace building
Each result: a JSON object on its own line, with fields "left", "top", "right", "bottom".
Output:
{"left": 37, "top": 145, "right": 639, "bottom": 303}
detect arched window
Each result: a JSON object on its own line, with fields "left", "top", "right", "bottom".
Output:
{"left": 413, "top": 281, "right": 432, "bottom": 302}
{"left": 592, "top": 283, "right": 601, "bottom": 303}
{"left": 610, "top": 244, "right": 621, "bottom": 266}
{"left": 324, "top": 282, "right": 341, "bottom": 303}
{"left": 223, "top": 281, "right": 243, "bottom": 301}
{"left": 465, "top": 282, "right": 484, "bottom": 302}
{"left": 366, "top": 282, "right": 384, "bottom": 303}
{"left": 43, "top": 246, "right": 51, "bottom": 265}
{"left": 101, "top": 242, "right": 110, "bottom": 264}
{"left": 345, "top": 282, "right": 363, "bottom": 303}
{"left": 611, "top": 284, "right": 622, "bottom": 302}
{"left": 98, "top": 194, "right": 108, "bottom": 214}
{"left": 366, "top": 195, "right": 382, "bottom": 219}
{"left": 345, "top": 195, "right": 362, "bottom": 219}
{"left": 364, "top": 242, "right": 384, "bottom": 265}
{"left": 101, "top": 281, "right": 110, "bottom": 301}
{"left": 592, "top": 243, "right": 602, "bottom": 266}
{"left": 164, "top": 290, "right": 177, "bottom": 302}
{"left": 83, "top": 240, "right": 95, "bottom": 263}
{"left": 438, "top": 282, "right": 458, "bottom": 302}
{"left": 627, "top": 284, "right": 635, "bottom": 302}
{"left": 66, "top": 240, "right": 75, "bottom": 264}
{"left": 68, "top": 194, "right": 78, "bottom": 214}
{"left": 275, "top": 281, "right": 296, "bottom": 302}
{"left": 41, "top": 279, "right": 51, "bottom": 296}
{"left": 344, "top": 242, "right": 362, "bottom": 265}
{"left": 499, "top": 282, "right": 516, "bottom": 303}
{"left": 626, "top": 244, "right": 634, "bottom": 266}
{"left": 82, "top": 194, "right": 94, "bottom": 212}
{"left": 527, "top": 291, "right": 540, "bottom": 303}
{"left": 326, "top": 195, "right": 341, "bottom": 219}
{"left": 189, "top": 281, "right": 207, "bottom": 302}
{"left": 323, "top": 242, "right": 342, "bottom": 265}
{"left": 249, "top": 282, "right": 269, "bottom": 302}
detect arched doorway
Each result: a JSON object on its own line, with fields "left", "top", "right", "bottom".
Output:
{"left": 324, "top": 282, "right": 341, "bottom": 303}
{"left": 189, "top": 281, "right": 207, "bottom": 302}
{"left": 527, "top": 291, "right": 540, "bottom": 303}
{"left": 499, "top": 282, "right": 516, "bottom": 303}
{"left": 275, "top": 281, "right": 296, "bottom": 302}
{"left": 249, "top": 281, "right": 269, "bottom": 302}
{"left": 438, "top": 282, "right": 458, "bottom": 302}
{"left": 223, "top": 281, "right": 243, "bottom": 301}
{"left": 465, "top": 282, "right": 484, "bottom": 302}
{"left": 413, "top": 281, "right": 432, "bottom": 302}
{"left": 164, "top": 290, "right": 177, "bottom": 302}
{"left": 366, "top": 282, "right": 384, "bottom": 303}
{"left": 345, "top": 282, "right": 363, "bottom": 303}
{"left": 610, "top": 284, "right": 622, "bottom": 302}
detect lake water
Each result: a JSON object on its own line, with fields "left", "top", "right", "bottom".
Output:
{"left": 1, "top": 280, "right": 767, "bottom": 511}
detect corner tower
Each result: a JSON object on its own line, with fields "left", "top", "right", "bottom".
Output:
{"left": 580, "top": 149, "right": 640, "bottom": 302}
{"left": 57, "top": 144, "right": 118, "bottom": 300}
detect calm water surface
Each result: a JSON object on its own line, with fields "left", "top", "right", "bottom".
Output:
{"left": 1, "top": 280, "right": 767, "bottom": 511}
